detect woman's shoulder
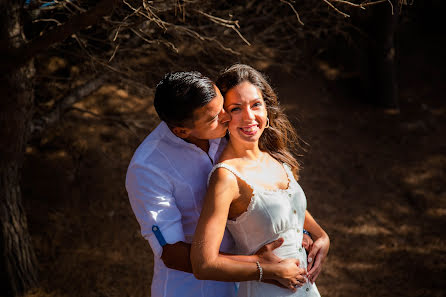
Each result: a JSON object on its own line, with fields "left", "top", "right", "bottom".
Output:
{"left": 208, "top": 161, "right": 240, "bottom": 187}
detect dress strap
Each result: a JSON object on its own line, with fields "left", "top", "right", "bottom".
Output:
{"left": 208, "top": 163, "right": 255, "bottom": 189}
{"left": 282, "top": 163, "right": 295, "bottom": 184}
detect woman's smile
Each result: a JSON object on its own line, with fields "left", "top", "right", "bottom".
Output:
{"left": 240, "top": 124, "right": 259, "bottom": 135}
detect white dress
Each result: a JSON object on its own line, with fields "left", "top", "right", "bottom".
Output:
{"left": 209, "top": 163, "right": 321, "bottom": 297}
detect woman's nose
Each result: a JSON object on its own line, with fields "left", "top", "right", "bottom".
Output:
{"left": 242, "top": 107, "right": 255, "bottom": 121}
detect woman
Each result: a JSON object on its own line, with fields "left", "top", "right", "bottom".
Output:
{"left": 191, "top": 64, "right": 329, "bottom": 296}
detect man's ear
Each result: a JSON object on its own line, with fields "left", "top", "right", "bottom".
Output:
{"left": 172, "top": 126, "right": 191, "bottom": 139}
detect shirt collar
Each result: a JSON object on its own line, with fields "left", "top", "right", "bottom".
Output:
{"left": 159, "top": 121, "right": 223, "bottom": 162}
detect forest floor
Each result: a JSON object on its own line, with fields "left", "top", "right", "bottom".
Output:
{"left": 19, "top": 16, "right": 445, "bottom": 297}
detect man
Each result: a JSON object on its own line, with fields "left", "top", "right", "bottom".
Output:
{"left": 125, "top": 71, "right": 318, "bottom": 297}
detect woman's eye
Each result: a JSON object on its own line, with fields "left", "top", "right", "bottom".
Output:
{"left": 253, "top": 102, "right": 262, "bottom": 108}
{"left": 230, "top": 107, "right": 240, "bottom": 112}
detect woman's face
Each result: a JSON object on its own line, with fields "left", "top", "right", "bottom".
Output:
{"left": 224, "top": 81, "right": 268, "bottom": 144}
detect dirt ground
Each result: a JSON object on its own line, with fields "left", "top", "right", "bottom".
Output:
{"left": 18, "top": 14, "right": 445, "bottom": 297}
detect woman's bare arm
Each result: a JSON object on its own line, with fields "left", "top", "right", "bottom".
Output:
{"left": 303, "top": 210, "right": 330, "bottom": 283}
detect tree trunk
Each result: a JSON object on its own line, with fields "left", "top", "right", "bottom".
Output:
{"left": 0, "top": 2, "right": 38, "bottom": 296}
{"left": 353, "top": 0, "right": 400, "bottom": 109}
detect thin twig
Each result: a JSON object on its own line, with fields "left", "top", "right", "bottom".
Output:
{"left": 65, "top": 0, "right": 86, "bottom": 13}
{"left": 280, "top": 0, "right": 305, "bottom": 26}
{"left": 330, "top": 0, "right": 387, "bottom": 9}
{"left": 33, "top": 18, "right": 62, "bottom": 25}
{"left": 387, "top": 0, "right": 395, "bottom": 15}
{"left": 108, "top": 43, "right": 120, "bottom": 62}
{"left": 322, "top": 0, "right": 350, "bottom": 17}
{"left": 195, "top": 10, "right": 251, "bottom": 46}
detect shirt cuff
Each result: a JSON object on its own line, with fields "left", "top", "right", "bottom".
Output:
{"left": 147, "top": 223, "right": 186, "bottom": 258}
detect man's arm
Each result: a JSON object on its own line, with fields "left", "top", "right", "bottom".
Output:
{"left": 126, "top": 164, "right": 185, "bottom": 261}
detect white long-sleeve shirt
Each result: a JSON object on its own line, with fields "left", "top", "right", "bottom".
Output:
{"left": 126, "top": 121, "right": 236, "bottom": 297}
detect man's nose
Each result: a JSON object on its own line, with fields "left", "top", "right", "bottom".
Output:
{"left": 219, "top": 108, "right": 231, "bottom": 124}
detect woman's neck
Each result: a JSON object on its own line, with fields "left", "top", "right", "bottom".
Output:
{"left": 227, "top": 139, "right": 262, "bottom": 160}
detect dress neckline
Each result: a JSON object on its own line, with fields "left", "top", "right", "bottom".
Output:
{"left": 208, "top": 162, "right": 293, "bottom": 193}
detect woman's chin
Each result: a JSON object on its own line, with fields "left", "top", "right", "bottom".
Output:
{"left": 230, "top": 129, "right": 263, "bottom": 143}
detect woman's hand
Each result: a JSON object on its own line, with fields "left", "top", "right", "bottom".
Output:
{"left": 306, "top": 234, "right": 330, "bottom": 283}
{"left": 267, "top": 258, "right": 308, "bottom": 291}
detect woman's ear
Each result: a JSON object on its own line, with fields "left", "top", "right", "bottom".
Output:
{"left": 172, "top": 126, "right": 191, "bottom": 139}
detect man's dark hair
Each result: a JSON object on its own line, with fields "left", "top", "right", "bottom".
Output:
{"left": 154, "top": 71, "right": 216, "bottom": 128}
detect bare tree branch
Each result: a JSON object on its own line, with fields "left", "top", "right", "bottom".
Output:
{"left": 30, "top": 74, "right": 108, "bottom": 139}
{"left": 3, "top": 0, "right": 118, "bottom": 72}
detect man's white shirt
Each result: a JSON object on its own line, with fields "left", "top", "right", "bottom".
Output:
{"left": 126, "top": 121, "right": 236, "bottom": 297}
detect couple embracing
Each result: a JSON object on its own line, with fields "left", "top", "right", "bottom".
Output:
{"left": 126, "top": 64, "right": 330, "bottom": 297}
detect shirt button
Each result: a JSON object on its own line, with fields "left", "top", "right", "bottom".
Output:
{"left": 299, "top": 247, "right": 302, "bottom": 252}
{"left": 288, "top": 193, "right": 292, "bottom": 197}
{"left": 293, "top": 209, "right": 297, "bottom": 214}
{"left": 296, "top": 228, "right": 300, "bottom": 233}
{"left": 306, "top": 288, "right": 310, "bottom": 292}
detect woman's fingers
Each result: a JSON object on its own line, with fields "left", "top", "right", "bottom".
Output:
{"left": 275, "top": 258, "right": 308, "bottom": 291}
{"left": 307, "top": 245, "right": 319, "bottom": 270}
{"left": 309, "top": 265, "right": 321, "bottom": 283}
{"left": 289, "top": 273, "right": 307, "bottom": 290}
{"left": 295, "top": 273, "right": 307, "bottom": 284}
{"left": 308, "top": 252, "right": 322, "bottom": 283}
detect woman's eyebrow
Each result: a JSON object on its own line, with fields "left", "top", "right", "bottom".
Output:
{"left": 226, "top": 98, "right": 261, "bottom": 107}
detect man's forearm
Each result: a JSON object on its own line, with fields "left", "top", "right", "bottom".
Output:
{"left": 161, "top": 241, "right": 193, "bottom": 272}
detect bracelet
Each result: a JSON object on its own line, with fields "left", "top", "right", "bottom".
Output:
{"left": 303, "top": 229, "right": 312, "bottom": 239}
{"left": 255, "top": 261, "right": 263, "bottom": 282}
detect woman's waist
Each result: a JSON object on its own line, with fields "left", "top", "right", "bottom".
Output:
{"left": 273, "top": 242, "right": 307, "bottom": 263}
{"left": 272, "top": 228, "right": 307, "bottom": 266}
{"left": 234, "top": 228, "right": 305, "bottom": 256}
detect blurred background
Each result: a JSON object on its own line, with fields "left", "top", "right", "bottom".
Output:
{"left": 1, "top": 0, "right": 445, "bottom": 296}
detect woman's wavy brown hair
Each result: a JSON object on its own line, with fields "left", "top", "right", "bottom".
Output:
{"left": 216, "top": 64, "right": 302, "bottom": 178}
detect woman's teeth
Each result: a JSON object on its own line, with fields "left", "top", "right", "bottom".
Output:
{"left": 242, "top": 126, "right": 256, "bottom": 132}
{"left": 240, "top": 125, "right": 258, "bottom": 135}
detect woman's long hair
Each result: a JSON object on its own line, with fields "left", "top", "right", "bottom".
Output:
{"left": 216, "top": 64, "right": 302, "bottom": 178}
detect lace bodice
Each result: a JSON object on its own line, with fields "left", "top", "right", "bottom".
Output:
{"left": 208, "top": 162, "right": 321, "bottom": 297}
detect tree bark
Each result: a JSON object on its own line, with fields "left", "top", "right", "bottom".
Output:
{"left": 0, "top": 1, "right": 38, "bottom": 296}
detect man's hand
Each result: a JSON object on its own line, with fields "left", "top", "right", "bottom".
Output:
{"left": 302, "top": 233, "right": 313, "bottom": 253}
{"left": 306, "top": 235, "right": 329, "bottom": 283}
{"left": 255, "top": 238, "right": 287, "bottom": 289}
{"left": 254, "top": 237, "right": 284, "bottom": 264}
